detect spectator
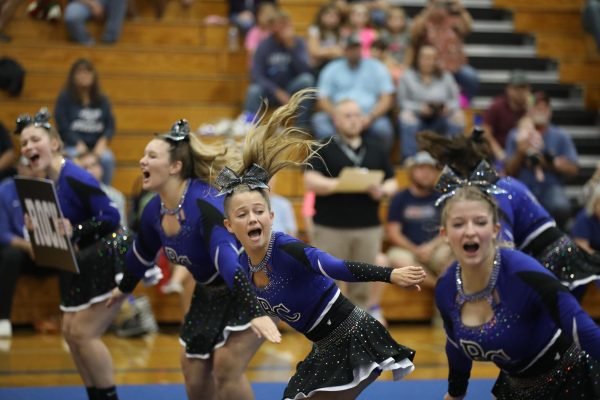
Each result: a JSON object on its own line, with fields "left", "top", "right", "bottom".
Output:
{"left": 305, "top": 99, "right": 397, "bottom": 309}
{"left": 244, "top": 2, "right": 277, "bottom": 62}
{"left": 504, "top": 91, "right": 579, "bottom": 229}
{"left": 0, "top": 0, "right": 21, "bottom": 42}
{"left": 571, "top": 186, "right": 600, "bottom": 255}
{"left": 398, "top": 44, "right": 464, "bottom": 160}
{"left": 411, "top": 0, "right": 479, "bottom": 102}
{"left": 64, "top": 0, "right": 127, "bottom": 45}
{"left": 0, "top": 122, "right": 16, "bottom": 181}
{"left": 76, "top": 151, "right": 127, "bottom": 227}
{"left": 228, "top": 0, "right": 276, "bottom": 36}
{"left": 0, "top": 157, "right": 60, "bottom": 338}
{"left": 482, "top": 69, "right": 532, "bottom": 162}
{"left": 370, "top": 38, "right": 403, "bottom": 85}
{"left": 343, "top": 2, "right": 378, "bottom": 58}
{"left": 379, "top": 6, "right": 412, "bottom": 68}
{"left": 55, "top": 58, "right": 116, "bottom": 185}
{"left": 385, "top": 151, "right": 451, "bottom": 289}
{"left": 583, "top": 0, "right": 600, "bottom": 52}
{"left": 269, "top": 175, "right": 298, "bottom": 237}
{"left": 244, "top": 10, "right": 314, "bottom": 129}
{"left": 307, "top": 3, "right": 344, "bottom": 73}
{"left": 312, "top": 34, "right": 395, "bottom": 151}
{"left": 582, "top": 161, "right": 600, "bottom": 206}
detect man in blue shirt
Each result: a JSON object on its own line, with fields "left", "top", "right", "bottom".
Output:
{"left": 504, "top": 91, "right": 579, "bottom": 229}
{"left": 244, "top": 10, "right": 314, "bottom": 128}
{"left": 312, "top": 34, "right": 395, "bottom": 152}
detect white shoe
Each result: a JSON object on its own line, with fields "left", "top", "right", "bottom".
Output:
{"left": 0, "top": 320, "right": 12, "bottom": 338}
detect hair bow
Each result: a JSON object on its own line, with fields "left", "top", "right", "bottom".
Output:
{"left": 158, "top": 119, "right": 190, "bottom": 142}
{"left": 216, "top": 163, "right": 270, "bottom": 196}
{"left": 434, "top": 160, "right": 506, "bottom": 207}
{"left": 15, "top": 107, "right": 52, "bottom": 134}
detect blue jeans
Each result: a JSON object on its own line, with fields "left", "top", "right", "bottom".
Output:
{"left": 454, "top": 64, "right": 479, "bottom": 101}
{"left": 64, "top": 0, "right": 128, "bottom": 44}
{"left": 311, "top": 111, "right": 395, "bottom": 153}
{"left": 244, "top": 73, "right": 315, "bottom": 129}
{"left": 399, "top": 112, "right": 464, "bottom": 160}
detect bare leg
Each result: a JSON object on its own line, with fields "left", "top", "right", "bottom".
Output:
{"left": 62, "top": 299, "right": 124, "bottom": 388}
{"left": 213, "top": 329, "right": 264, "bottom": 400}
{"left": 180, "top": 351, "right": 216, "bottom": 400}
{"left": 62, "top": 312, "right": 95, "bottom": 386}
{"left": 309, "top": 370, "right": 379, "bottom": 400}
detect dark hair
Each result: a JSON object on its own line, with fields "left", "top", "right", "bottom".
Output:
{"left": 416, "top": 130, "right": 493, "bottom": 178}
{"left": 412, "top": 44, "right": 443, "bottom": 78}
{"left": 314, "top": 4, "right": 341, "bottom": 41}
{"left": 65, "top": 58, "right": 103, "bottom": 105}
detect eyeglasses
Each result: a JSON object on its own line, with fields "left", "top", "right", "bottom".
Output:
{"left": 15, "top": 107, "right": 52, "bottom": 135}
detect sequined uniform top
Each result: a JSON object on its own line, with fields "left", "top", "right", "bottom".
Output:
{"left": 241, "top": 232, "right": 393, "bottom": 334}
{"left": 56, "top": 159, "right": 120, "bottom": 248}
{"left": 494, "top": 177, "right": 555, "bottom": 248}
{"left": 120, "top": 179, "right": 263, "bottom": 317}
{"left": 435, "top": 248, "right": 600, "bottom": 396}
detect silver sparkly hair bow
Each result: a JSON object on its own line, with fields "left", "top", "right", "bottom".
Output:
{"left": 434, "top": 160, "right": 506, "bottom": 207}
{"left": 216, "top": 163, "right": 270, "bottom": 196}
{"left": 157, "top": 119, "right": 190, "bottom": 142}
{"left": 15, "top": 107, "right": 52, "bottom": 134}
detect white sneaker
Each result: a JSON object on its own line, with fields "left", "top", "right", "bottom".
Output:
{"left": 0, "top": 319, "right": 12, "bottom": 338}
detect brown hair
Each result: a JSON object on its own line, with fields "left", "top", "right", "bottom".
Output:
{"left": 65, "top": 58, "right": 103, "bottom": 105}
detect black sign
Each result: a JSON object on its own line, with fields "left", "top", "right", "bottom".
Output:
{"left": 14, "top": 177, "right": 79, "bottom": 274}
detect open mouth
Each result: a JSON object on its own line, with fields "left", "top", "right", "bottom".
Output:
{"left": 142, "top": 170, "right": 150, "bottom": 180}
{"left": 29, "top": 154, "right": 40, "bottom": 163}
{"left": 463, "top": 242, "right": 479, "bottom": 253}
{"left": 248, "top": 228, "right": 262, "bottom": 239}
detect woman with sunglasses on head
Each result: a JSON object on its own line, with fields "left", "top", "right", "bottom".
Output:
{"left": 15, "top": 108, "right": 129, "bottom": 400}
{"left": 418, "top": 129, "right": 600, "bottom": 297}
{"left": 434, "top": 164, "right": 600, "bottom": 400}
{"left": 106, "top": 119, "right": 281, "bottom": 400}
{"left": 217, "top": 90, "right": 425, "bottom": 400}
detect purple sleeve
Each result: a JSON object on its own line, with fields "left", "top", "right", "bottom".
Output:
{"left": 305, "top": 246, "right": 392, "bottom": 282}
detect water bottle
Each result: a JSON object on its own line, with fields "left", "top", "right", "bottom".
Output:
{"left": 228, "top": 26, "right": 239, "bottom": 52}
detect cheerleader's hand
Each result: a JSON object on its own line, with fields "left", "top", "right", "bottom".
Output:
{"left": 390, "top": 265, "right": 427, "bottom": 291}
{"left": 142, "top": 265, "right": 164, "bottom": 287}
{"left": 250, "top": 316, "right": 282, "bottom": 344}
{"left": 106, "top": 287, "right": 127, "bottom": 308}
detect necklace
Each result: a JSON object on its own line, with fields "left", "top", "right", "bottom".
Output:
{"left": 247, "top": 233, "right": 275, "bottom": 273}
{"left": 456, "top": 249, "right": 501, "bottom": 306}
{"left": 160, "top": 179, "right": 190, "bottom": 220}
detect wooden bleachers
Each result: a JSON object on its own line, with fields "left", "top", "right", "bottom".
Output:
{"left": 4, "top": 0, "right": 600, "bottom": 326}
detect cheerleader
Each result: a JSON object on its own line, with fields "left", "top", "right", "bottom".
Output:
{"left": 16, "top": 108, "right": 129, "bottom": 400}
{"left": 216, "top": 90, "right": 425, "bottom": 399}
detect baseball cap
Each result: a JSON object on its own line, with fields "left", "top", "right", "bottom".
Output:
{"left": 404, "top": 151, "right": 438, "bottom": 169}
{"left": 509, "top": 69, "right": 529, "bottom": 86}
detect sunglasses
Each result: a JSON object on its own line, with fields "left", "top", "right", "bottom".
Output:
{"left": 15, "top": 107, "right": 53, "bottom": 135}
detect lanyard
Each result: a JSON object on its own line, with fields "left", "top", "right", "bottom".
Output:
{"left": 333, "top": 135, "right": 366, "bottom": 167}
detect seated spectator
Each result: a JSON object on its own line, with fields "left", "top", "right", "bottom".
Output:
{"left": 268, "top": 175, "right": 298, "bottom": 237}
{"left": 397, "top": 44, "right": 464, "bottom": 160}
{"left": 504, "top": 92, "right": 579, "bottom": 229}
{"left": 572, "top": 186, "right": 600, "bottom": 255}
{"left": 244, "top": 10, "right": 314, "bottom": 129}
{"left": 370, "top": 39, "right": 402, "bottom": 85}
{"left": 385, "top": 151, "right": 451, "bottom": 289}
{"left": 76, "top": 151, "right": 127, "bottom": 227}
{"left": 379, "top": 6, "right": 412, "bottom": 70}
{"left": 244, "top": 2, "right": 277, "bottom": 62}
{"left": 342, "top": 2, "right": 378, "bottom": 58}
{"left": 0, "top": 157, "right": 61, "bottom": 338}
{"left": 307, "top": 3, "right": 344, "bottom": 73}
{"left": 482, "top": 69, "right": 532, "bottom": 162}
{"left": 0, "top": 121, "right": 16, "bottom": 181}
{"left": 64, "top": 0, "right": 127, "bottom": 45}
{"left": 55, "top": 58, "right": 116, "bottom": 185}
{"left": 0, "top": 0, "right": 21, "bottom": 42}
{"left": 582, "top": 161, "right": 600, "bottom": 206}
{"left": 411, "top": 0, "right": 479, "bottom": 102}
{"left": 229, "top": 0, "right": 276, "bottom": 35}
{"left": 312, "top": 34, "right": 395, "bottom": 151}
